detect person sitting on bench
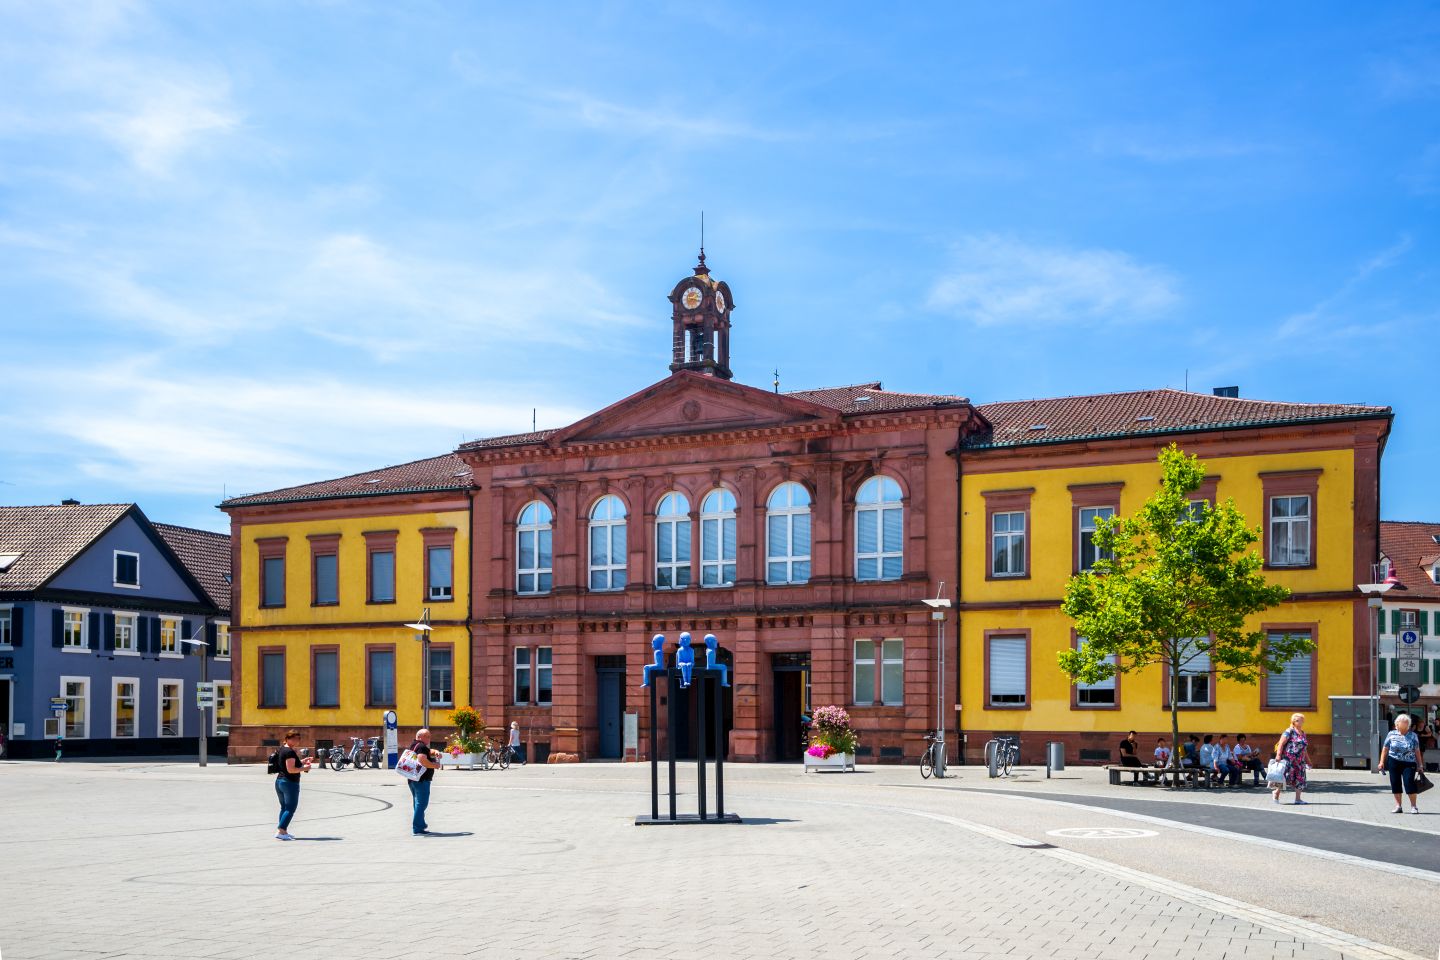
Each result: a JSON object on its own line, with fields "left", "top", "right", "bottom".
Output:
{"left": 1213, "top": 734, "right": 1242, "bottom": 787}
{"left": 1179, "top": 735, "right": 1202, "bottom": 769}
{"left": 1117, "top": 731, "right": 1144, "bottom": 782}
{"left": 1154, "top": 737, "right": 1171, "bottom": 768}
{"left": 1233, "top": 734, "right": 1264, "bottom": 786}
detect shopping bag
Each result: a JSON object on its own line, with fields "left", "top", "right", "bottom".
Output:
{"left": 395, "top": 748, "right": 425, "bottom": 782}
{"left": 1265, "top": 758, "right": 1287, "bottom": 786}
{"left": 1415, "top": 770, "right": 1434, "bottom": 795}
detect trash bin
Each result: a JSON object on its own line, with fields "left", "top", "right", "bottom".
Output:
{"left": 1046, "top": 741, "right": 1065, "bottom": 773}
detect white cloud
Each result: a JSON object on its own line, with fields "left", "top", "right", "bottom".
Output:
{"left": 1089, "top": 129, "right": 1275, "bottom": 163}
{"left": 926, "top": 235, "right": 1179, "bottom": 327}
{"left": 86, "top": 77, "right": 240, "bottom": 176}
{"left": 1276, "top": 235, "right": 1412, "bottom": 340}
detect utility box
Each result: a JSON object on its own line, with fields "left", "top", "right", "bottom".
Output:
{"left": 1329, "top": 695, "right": 1377, "bottom": 769}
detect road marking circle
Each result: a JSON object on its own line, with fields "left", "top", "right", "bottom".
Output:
{"left": 1047, "top": 827, "right": 1158, "bottom": 839}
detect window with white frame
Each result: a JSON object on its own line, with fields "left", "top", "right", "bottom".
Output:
{"left": 112, "top": 678, "right": 138, "bottom": 738}
{"left": 655, "top": 492, "right": 692, "bottom": 589}
{"left": 987, "top": 636, "right": 1027, "bottom": 706}
{"left": 1174, "top": 638, "right": 1211, "bottom": 707}
{"left": 853, "top": 640, "right": 877, "bottom": 704}
{"left": 1269, "top": 495, "right": 1311, "bottom": 566}
{"left": 1074, "top": 636, "right": 1116, "bottom": 706}
{"left": 700, "top": 489, "right": 737, "bottom": 587}
{"left": 855, "top": 476, "right": 903, "bottom": 581}
{"left": 62, "top": 609, "right": 86, "bottom": 649}
{"left": 427, "top": 546, "right": 453, "bottom": 601}
{"left": 0, "top": 606, "right": 11, "bottom": 647}
{"left": 158, "top": 680, "right": 182, "bottom": 737}
{"left": 880, "top": 639, "right": 903, "bottom": 706}
{"left": 215, "top": 622, "right": 230, "bottom": 658}
{"left": 536, "top": 646, "right": 553, "bottom": 705}
{"left": 214, "top": 681, "right": 232, "bottom": 735}
{"left": 429, "top": 647, "right": 453, "bottom": 707}
{"left": 767, "top": 482, "right": 812, "bottom": 585}
{"left": 1078, "top": 507, "right": 1115, "bottom": 572}
{"left": 160, "top": 618, "right": 180, "bottom": 656}
{"left": 1265, "top": 633, "right": 1313, "bottom": 708}
{"left": 114, "top": 613, "right": 137, "bottom": 653}
{"left": 513, "top": 647, "right": 531, "bottom": 704}
{"left": 516, "top": 501, "right": 554, "bottom": 595}
{"left": 1400, "top": 610, "right": 1418, "bottom": 631}
{"left": 61, "top": 676, "right": 90, "bottom": 738}
{"left": 113, "top": 550, "right": 140, "bottom": 587}
{"left": 588, "top": 495, "right": 627, "bottom": 591}
{"left": 991, "top": 511, "right": 1026, "bottom": 576}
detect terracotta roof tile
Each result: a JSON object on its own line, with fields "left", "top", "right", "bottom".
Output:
{"left": 1380, "top": 521, "right": 1440, "bottom": 600}
{"left": 787, "top": 382, "right": 969, "bottom": 414}
{"left": 0, "top": 503, "right": 132, "bottom": 592}
{"left": 222, "top": 453, "right": 473, "bottom": 508}
{"left": 967, "top": 388, "right": 1389, "bottom": 448}
{"left": 153, "top": 523, "right": 232, "bottom": 612}
{"left": 459, "top": 430, "right": 558, "bottom": 451}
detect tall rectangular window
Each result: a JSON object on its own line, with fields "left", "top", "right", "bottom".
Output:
{"left": 158, "top": 680, "right": 181, "bottom": 737}
{"left": 113, "top": 551, "right": 140, "bottom": 587}
{"left": 1174, "top": 639, "right": 1211, "bottom": 707}
{"left": 853, "top": 640, "right": 876, "bottom": 705}
{"left": 112, "top": 679, "right": 138, "bottom": 738}
{"left": 214, "top": 681, "right": 232, "bottom": 735}
{"left": 0, "top": 607, "right": 11, "bottom": 646}
{"left": 514, "top": 647, "right": 532, "bottom": 705}
{"left": 259, "top": 650, "right": 286, "bottom": 708}
{"left": 427, "top": 546, "right": 453, "bottom": 601}
{"left": 62, "top": 676, "right": 90, "bottom": 738}
{"left": 63, "top": 610, "right": 86, "bottom": 649}
{"left": 312, "top": 648, "right": 339, "bottom": 708}
{"left": 429, "top": 646, "right": 453, "bottom": 707}
{"left": 991, "top": 512, "right": 1026, "bottom": 577}
{"left": 536, "top": 646, "right": 552, "bottom": 705}
{"left": 114, "top": 613, "right": 136, "bottom": 653}
{"left": 987, "top": 635, "right": 1028, "bottom": 707}
{"left": 1264, "top": 631, "right": 1314, "bottom": 709}
{"left": 1074, "top": 636, "right": 1117, "bottom": 707}
{"left": 160, "top": 618, "right": 179, "bottom": 655}
{"left": 367, "top": 647, "right": 396, "bottom": 707}
{"left": 370, "top": 550, "right": 395, "bottom": 603}
{"left": 262, "top": 557, "right": 285, "bottom": 607}
{"left": 313, "top": 553, "right": 338, "bottom": 606}
{"left": 1078, "top": 506, "right": 1115, "bottom": 572}
{"left": 880, "top": 639, "right": 904, "bottom": 706}
{"left": 214, "top": 622, "right": 230, "bottom": 658}
{"left": 1269, "top": 496, "right": 1311, "bottom": 567}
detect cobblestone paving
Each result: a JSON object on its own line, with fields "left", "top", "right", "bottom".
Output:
{"left": 0, "top": 760, "right": 1429, "bottom": 960}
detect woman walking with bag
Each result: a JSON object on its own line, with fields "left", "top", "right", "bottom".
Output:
{"left": 1271, "top": 713, "right": 1311, "bottom": 805}
{"left": 274, "top": 730, "right": 312, "bottom": 840}
{"left": 1380, "top": 714, "right": 1424, "bottom": 814}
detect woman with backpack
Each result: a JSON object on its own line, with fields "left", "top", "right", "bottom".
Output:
{"left": 273, "top": 730, "right": 312, "bottom": 840}
{"left": 1271, "top": 713, "right": 1311, "bottom": 805}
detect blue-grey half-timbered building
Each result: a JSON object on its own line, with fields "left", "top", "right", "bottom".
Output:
{"left": 0, "top": 502, "right": 231, "bottom": 759}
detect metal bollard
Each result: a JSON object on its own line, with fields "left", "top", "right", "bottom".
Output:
{"left": 985, "top": 739, "right": 1000, "bottom": 778}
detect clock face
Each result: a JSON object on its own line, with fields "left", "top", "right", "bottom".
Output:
{"left": 714, "top": 290, "right": 726, "bottom": 313}
{"left": 681, "top": 286, "right": 702, "bottom": 310}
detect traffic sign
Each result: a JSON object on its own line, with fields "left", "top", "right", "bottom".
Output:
{"left": 1399, "top": 630, "right": 1419, "bottom": 646}
{"left": 1399, "top": 684, "right": 1422, "bottom": 704}
{"left": 49, "top": 696, "right": 67, "bottom": 706}
{"left": 196, "top": 682, "right": 216, "bottom": 708}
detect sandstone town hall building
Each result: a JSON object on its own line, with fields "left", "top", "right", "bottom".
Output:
{"left": 222, "top": 255, "right": 1390, "bottom": 766}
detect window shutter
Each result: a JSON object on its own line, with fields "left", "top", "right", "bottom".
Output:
{"left": 206, "top": 623, "right": 217, "bottom": 657}
{"left": 1378, "top": 658, "right": 1386, "bottom": 684}
{"left": 88, "top": 611, "right": 102, "bottom": 650}
{"left": 12, "top": 605, "right": 23, "bottom": 647}
{"left": 152, "top": 617, "right": 163, "bottom": 656}
{"left": 1421, "top": 610, "right": 1430, "bottom": 636}
{"left": 1390, "top": 610, "right": 1401, "bottom": 635}
{"left": 51, "top": 608, "right": 63, "bottom": 647}
{"left": 103, "top": 613, "right": 116, "bottom": 651}
{"left": 1265, "top": 648, "right": 1312, "bottom": 707}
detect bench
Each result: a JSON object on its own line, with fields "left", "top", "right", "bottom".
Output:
{"left": 1106, "top": 764, "right": 1263, "bottom": 789}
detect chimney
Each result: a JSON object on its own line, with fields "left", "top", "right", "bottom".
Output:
{"left": 60, "top": 498, "right": 80, "bottom": 506}
{"left": 1212, "top": 386, "right": 1239, "bottom": 398}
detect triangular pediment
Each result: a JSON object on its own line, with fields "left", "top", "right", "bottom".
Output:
{"left": 550, "top": 372, "right": 840, "bottom": 445}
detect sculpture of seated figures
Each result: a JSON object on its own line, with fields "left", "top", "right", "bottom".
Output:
{"left": 641, "top": 634, "right": 667, "bottom": 687}
{"left": 675, "top": 632, "right": 695, "bottom": 688}
{"left": 704, "top": 634, "right": 730, "bottom": 687}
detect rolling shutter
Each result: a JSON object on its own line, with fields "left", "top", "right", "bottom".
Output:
{"left": 988, "top": 636, "right": 1027, "bottom": 704}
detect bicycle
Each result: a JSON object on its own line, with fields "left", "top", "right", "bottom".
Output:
{"left": 991, "top": 736, "right": 1020, "bottom": 777}
{"left": 920, "top": 731, "right": 943, "bottom": 779}
{"left": 328, "top": 737, "right": 366, "bottom": 771}
{"left": 481, "top": 740, "right": 510, "bottom": 771}
{"left": 361, "top": 736, "right": 384, "bottom": 768}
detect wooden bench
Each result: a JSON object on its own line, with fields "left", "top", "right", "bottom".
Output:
{"left": 1106, "top": 765, "right": 1213, "bottom": 788}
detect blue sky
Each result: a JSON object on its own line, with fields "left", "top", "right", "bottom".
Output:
{"left": 2, "top": 2, "right": 1436, "bottom": 533}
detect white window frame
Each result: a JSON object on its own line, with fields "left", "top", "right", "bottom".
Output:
{"left": 113, "top": 612, "right": 138, "bottom": 655}
{"left": 880, "top": 638, "right": 904, "bottom": 706}
{"left": 113, "top": 550, "right": 141, "bottom": 589}
{"left": 0, "top": 604, "right": 12, "bottom": 649}
{"left": 426, "top": 545, "right": 453, "bottom": 601}
{"left": 428, "top": 646, "right": 454, "bottom": 708}
{"left": 855, "top": 476, "right": 904, "bottom": 582}
{"left": 159, "top": 616, "right": 182, "bottom": 658}
{"left": 1400, "top": 609, "right": 1418, "bottom": 631}
{"left": 1078, "top": 506, "right": 1115, "bottom": 572}
{"left": 213, "top": 680, "right": 232, "bottom": 736}
{"left": 513, "top": 647, "right": 532, "bottom": 705}
{"left": 853, "top": 639, "right": 876, "bottom": 705}
{"left": 536, "top": 646, "right": 553, "bottom": 706}
{"left": 516, "top": 501, "right": 553, "bottom": 595}
{"left": 699, "top": 488, "right": 737, "bottom": 588}
{"left": 112, "top": 677, "right": 139, "bottom": 738}
{"left": 61, "top": 607, "right": 88, "bottom": 651}
{"left": 766, "top": 482, "right": 812, "bottom": 585}
{"left": 655, "top": 492, "right": 692, "bottom": 590}
{"left": 588, "top": 495, "right": 628, "bottom": 592}
{"left": 1175, "top": 638, "right": 1211, "bottom": 707}
{"left": 158, "top": 679, "right": 183, "bottom": 737}
{"left": 214, "top": 621, "right": 231, "bottom": 659}
{"left": 1074, "top": 636, "right": 1117, "bottom": 707}
{"left": 991, "top": 511, "right": 1026, "bottom": 577}
{"left": 60, "top": 675, "right": 90, "bottom": 738}
{"left": 1268, "top": 495, "right": 1311, "bottom": 567}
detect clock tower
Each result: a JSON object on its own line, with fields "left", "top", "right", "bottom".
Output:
{"left": 668, "top": 250, "right": 734, "bottom": 380}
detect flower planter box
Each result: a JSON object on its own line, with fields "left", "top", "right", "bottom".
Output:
{"left": 803, "top": 752, "right": 855, "bottom": 773}
{"left": 441, "top": 753, "right": 479, "bottom": 770}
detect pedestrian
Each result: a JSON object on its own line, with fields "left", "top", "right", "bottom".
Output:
{"left": 1271, "top": 712, "right": 1311, "bottom": 805}
{"left": 1418, "top": 720, "right": 1437, "bottom": 772}
{"left": 1233, "top": 734, "right": 1264, "bottom": 786}
{"left": 508, "top": 721, "right": 526, "bottom": 766}
{"left": 1212, "top": 734, "right": 1241, "bottom": 788}
{"left": 274, "top": 730, "right": 312, "bottom": 840}
{"left": 0, "top": 723, "right": 7, "bottom": 759}
{"left": 1380, "top": 714, "right": 1424, "bottom": 815}
{"left": 408, "top": 728, "right": 442, "bottom": 835}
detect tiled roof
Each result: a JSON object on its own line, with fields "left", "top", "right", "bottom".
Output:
{"left": 787, "top": 382, "right": 969, "bottom": 414}
{"left": 967, "top": 388, "right": 1389, "bottom": 448}
{"left": 1380, "top": 521, "right": 1440, "bottom": 601}
{"left": 460, "top": 430, "right": 558, "bottom": 451}
{"left": 0, "top": 503, "right": 131, "bottom": 592}
{"left": 154, "top": 523, "right": 232, "bottom": 612}
{"left": 222, "top": 453, "right": 473, "bottom": 508}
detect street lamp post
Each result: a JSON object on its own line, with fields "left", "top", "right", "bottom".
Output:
{"left": 404, "top": 608, "right": 433, "bottom": 729}
{"left": 177, "top": 619, "right": 210, "bottom": 768}
{"left": 1357, "top": 577, "right": 1394, "bottom": 773}
{"left": 922, "top": 584, "right": 952, "bottom": 779}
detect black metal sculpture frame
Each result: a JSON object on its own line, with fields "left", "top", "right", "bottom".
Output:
{"left": 634, "top": 666, "right": 741, "bottom": 825}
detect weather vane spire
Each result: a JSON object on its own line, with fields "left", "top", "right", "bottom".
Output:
{"left": 696, "top": 211, "right": 707, "bottom": 273}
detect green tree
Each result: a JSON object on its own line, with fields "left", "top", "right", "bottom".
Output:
{"left": 1058, "top": 444, "right": 1311, "bottom": 779}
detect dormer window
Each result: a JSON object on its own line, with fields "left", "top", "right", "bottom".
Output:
{"left": 114, "top": 551, "right": 140, "bottom": 588}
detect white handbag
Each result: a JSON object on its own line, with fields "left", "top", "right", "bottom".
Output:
{"left": 1265, "top": 758, "right": 1288, "bottom": 786}
{"left": 395, "top": 748, "right": 425, "bottom": 782}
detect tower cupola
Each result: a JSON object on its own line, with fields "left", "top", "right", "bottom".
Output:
{"left": 668, "top": 251, "right": 733, "bottom": 379}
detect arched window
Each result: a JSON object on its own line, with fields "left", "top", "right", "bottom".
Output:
{"left": 700, "top": 488, "right": 737, "bottom": 587}
{"left": 516, "top": 501, "right": 553, "bottom": 595}
{"left": 766, "top": 482, "right": 811, "bottom": 585}
{"left": 655, "top": 492, "right": 691, "bottom": 589}
{"left": 855, "top": 476, "right": 903, "bottom": 581}
{"left": 588, "top": 495, "right": 627, "bottom": 592}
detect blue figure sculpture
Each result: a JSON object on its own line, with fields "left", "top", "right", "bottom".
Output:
{"left": 703, "top": 634, "right": 730, "bottom": 687}
{"left": 641, "top": 634, "right": 667, "bottom": 687}
{"left": 675, "top": 632, "right": 695, "bottom": 688}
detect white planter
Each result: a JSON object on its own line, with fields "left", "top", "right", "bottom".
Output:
{"left": 441, "top": 753, "right": 478, "bottom": 769}
{"left": 803, "top": 752, "right": 855, "bottom": 773}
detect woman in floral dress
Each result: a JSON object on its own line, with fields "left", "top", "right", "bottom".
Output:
{"left": 1272, "top": 712, "right": 1311, "bottom": 805}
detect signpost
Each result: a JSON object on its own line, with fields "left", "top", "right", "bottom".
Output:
{"left": 195, "top": 682, "right": 216, "bottom": 709}
{"left": 1397, "top": 630, "right": 1422, "bottom": 686}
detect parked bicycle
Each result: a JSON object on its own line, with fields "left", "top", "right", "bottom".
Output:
{"left": 363, "top": 736, "right": 384, "bottom": 768}
{"left": 920, "top": 731, "right": 944, "bottom": 779}
{"left": 481, "top": 739, "right": 510, "bottom": 771}
{"left": 991, "top": 736, "right": 1020, "bottom": 778}
{"left": 328, "top": 737, "right": 369, "bottom": 771}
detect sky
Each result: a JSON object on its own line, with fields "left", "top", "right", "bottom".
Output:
{"left": 1, "top": 2, "right": 1437, "bottom": 533}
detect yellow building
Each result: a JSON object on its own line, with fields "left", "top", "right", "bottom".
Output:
{"left": 957, "top": 389, "right": 1391, "bottom": 765}
{"left": 221, "top": 455, "right": 473, "bottom": 758}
